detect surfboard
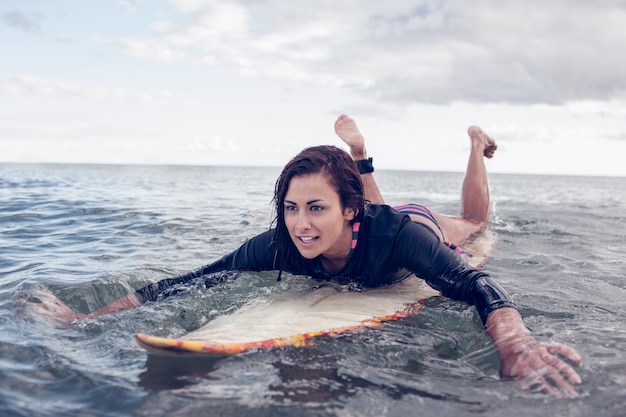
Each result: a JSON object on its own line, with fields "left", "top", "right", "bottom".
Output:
{"left": 135, "top": 229, "right": 498, "bottom": 356}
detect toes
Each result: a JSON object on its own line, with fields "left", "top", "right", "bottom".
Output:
{"left": 484, "top": 144, "right": 497, "bottom": 158}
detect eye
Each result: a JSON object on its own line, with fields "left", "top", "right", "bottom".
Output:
{"left": 284, "top": 204, "right": 298, "bottom": 212}
{"left": 310, "top": 205, "right": 324, "bottom": 212}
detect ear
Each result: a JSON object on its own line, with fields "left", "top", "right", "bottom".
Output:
{"left": 343, "top": 207, "right": 356, "bottom": 221}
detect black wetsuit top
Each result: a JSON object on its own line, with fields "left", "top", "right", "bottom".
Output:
{"left": 135, "top": 204, "right": 516, "bottom": 324}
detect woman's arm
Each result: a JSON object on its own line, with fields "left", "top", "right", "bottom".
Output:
{"left": 133, "top": 229, "right": 279, "bottom": 304}
{"left": 395, "top": 221, "right": 582, "bottom": 396}
{"left": 21, "top": 230, "right": 280, "bottom": 326}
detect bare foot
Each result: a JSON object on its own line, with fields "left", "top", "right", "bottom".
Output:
{"left": 468, "top": 125, "right": 498, "bottom": 158}
{"left": 334, "top": 114, "right": 367, "bottom": 160}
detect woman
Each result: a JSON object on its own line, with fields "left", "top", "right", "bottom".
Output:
{"left": 21, "top": 121, "right": 582, "bottom": 398}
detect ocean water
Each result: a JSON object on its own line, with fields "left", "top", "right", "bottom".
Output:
{"left": 1, "top": 163, "right": 625, "bottom": 417}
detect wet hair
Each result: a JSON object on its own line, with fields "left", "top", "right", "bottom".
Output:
{"left": 271, "top": 145, "right": 366, "bottom": 259}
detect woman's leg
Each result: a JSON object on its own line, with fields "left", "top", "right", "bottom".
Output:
{"left": 334, "top": 114, "right": 497, "bottom": 245}
{"left": 334, "top": 115, "right": 385, "bottom": 205}
{"left": 431, "top": 126, "right": 497, "bottom": 244}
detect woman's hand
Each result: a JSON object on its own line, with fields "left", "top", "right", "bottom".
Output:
{"left": 15, "top": 288, "right": 142, "bottom": 327}
{"left": 485, "top": 308, "right": 582, "bottom": 397}
{"left": 14, "top": 288, "right": 85, "bottom": 328}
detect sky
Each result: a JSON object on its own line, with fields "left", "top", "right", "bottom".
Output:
{"left": 1, "top": 0, "right": 625, "bottom": 177}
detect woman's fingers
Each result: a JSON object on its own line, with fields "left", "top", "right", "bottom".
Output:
{"left": 547, "top": 344, "right": 583, "bottom": 364}
{"left": 537, "top": 359, "right": 580, "bottom": 398}
{"left": 545, "top": 345, "right": 583, "bottom": 384}
{"left": 505, "top": 341, "right": 582, "bottom": 398}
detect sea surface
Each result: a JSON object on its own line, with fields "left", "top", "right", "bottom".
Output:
{"left": 1, "top": 163, "right": 625, "bottom": 417}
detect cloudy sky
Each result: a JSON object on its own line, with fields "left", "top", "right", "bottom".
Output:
{"left": 1, "top": 0, "right": 625, "bottom": 176}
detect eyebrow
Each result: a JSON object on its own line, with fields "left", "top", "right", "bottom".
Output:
{"left": 284, "top": 199, "right": 324, "bottom": 205}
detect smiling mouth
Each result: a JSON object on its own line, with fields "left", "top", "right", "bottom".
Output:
{"left": 298, "top": 236, "right": 319, "bottom": 244}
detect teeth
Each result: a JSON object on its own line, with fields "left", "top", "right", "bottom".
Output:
{"left": 300, "top": 237, "right": 315, "bottom": 243}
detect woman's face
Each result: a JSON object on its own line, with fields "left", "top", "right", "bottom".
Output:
{"left": 283, "top": 173, "right": 356, "bottom": 265}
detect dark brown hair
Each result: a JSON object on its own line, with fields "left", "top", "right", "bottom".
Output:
{"left": 271, "top": 145, "right": 366, "bottom": 256}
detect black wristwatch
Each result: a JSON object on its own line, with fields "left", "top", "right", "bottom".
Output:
{"left": 355, "top": 157, "right": 374, "bottom": 174}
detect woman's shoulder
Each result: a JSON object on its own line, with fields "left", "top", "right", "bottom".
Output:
{"left": 363, "top": 204, "right": 408, "bottom": 236}
{"left": 364, "top": 204, "right": 405, "bottom": 220}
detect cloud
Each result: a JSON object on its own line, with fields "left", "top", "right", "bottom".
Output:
{"left": 2, "top": 10, "right": 42, "bottom": 33}
{"left": 0, "top": 73, "right": 176, "bottom": 106}
{"left": 112, "top": 0, "right": 626, "bottom": 106}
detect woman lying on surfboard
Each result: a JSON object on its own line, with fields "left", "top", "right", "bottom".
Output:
{"left": 22, "top": 116, "right": 582, "bottom": 397}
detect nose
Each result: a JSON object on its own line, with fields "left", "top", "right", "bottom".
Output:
{"left": 295, "top": 211, "right": 311, "bottom": 231}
